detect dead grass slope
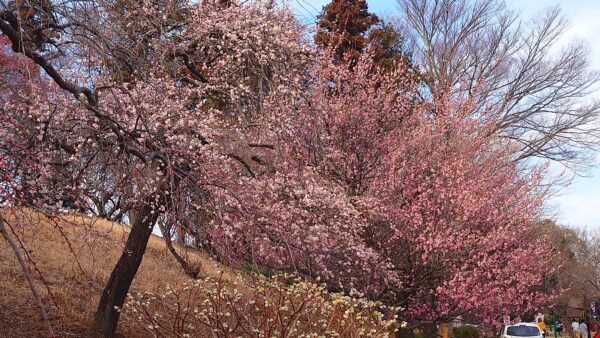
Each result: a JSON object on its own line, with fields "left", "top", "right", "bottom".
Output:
{"left": 0, "top": 210, "right": 235, "bottom": 337}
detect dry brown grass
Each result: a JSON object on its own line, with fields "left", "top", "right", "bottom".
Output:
{"left": 0, "top": 209, "right": 238, "bottom": 337}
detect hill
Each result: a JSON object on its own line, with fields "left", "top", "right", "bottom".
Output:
{"left": 0, "top": 210, "right": 231, "bottom": 337}
{"left": 0, "top": 210, "right": 396, "bottom": 338}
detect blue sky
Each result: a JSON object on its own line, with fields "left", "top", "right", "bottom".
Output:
{"left": 292, "top": 0, "right": 600, "bottom": 230}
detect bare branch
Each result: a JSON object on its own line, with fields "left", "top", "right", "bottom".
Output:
{"left": 395, "top": 0, "right": 600, "bottom": 171}
{"left": 0, "top": 215, "right": 55, "bottom": 338}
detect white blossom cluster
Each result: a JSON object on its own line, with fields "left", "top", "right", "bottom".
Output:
{"left": 122, "top": 273, "right": 398, "bottom": 337}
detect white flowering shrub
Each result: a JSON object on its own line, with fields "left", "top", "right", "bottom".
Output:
{"left": 123, "top": 273, "right": 398, "bottom": 337}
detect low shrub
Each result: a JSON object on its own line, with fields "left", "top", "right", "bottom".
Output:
{"left": 123, "top": 273, "right": 398, "bottom": 337}
{"left": 452, "top": 325, "right": 480, "bottom": 338}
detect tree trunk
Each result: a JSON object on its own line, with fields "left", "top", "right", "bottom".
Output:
{"left": 158, "top": 221, "right": 200, "bottom": 279}
{"left": 93, "top": 205, "right": 159, "bottom": 337}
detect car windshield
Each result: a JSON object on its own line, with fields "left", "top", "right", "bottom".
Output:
{"left": 507, "top": 325, "right": 540, "bottom": 337}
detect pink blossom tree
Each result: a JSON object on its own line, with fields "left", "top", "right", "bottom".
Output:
{"left": 1, "top": 0, "right": 309, "bottom": 336}
{"left": 0, "top": 35, "right": 38, "bottom": 103}
{"left": 1, "top": 1, "right": 561, "bottom": 336}
{"left": 218, "top": 53, "right": 560, "bottom": 330}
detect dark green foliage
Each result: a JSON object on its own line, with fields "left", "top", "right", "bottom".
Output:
{"left": 452, "top": 326, "right": 481, "bottom": 338}
{"left": 315, "top": 0, "right": 411, "bottom": 69}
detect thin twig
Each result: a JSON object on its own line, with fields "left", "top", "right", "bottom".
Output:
{"left": 0, "top": 215, "right": 56, "bottom": 338}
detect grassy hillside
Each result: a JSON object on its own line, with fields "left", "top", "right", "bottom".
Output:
{"left": 1, "top": 211, "right": 397, "bottom": 338}
{"left": 0, "top": 210, "right": 233, "bottom": 337}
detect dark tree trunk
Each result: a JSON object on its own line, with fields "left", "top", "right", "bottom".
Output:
{"left": 93, "top": 205, "right": 159, "bottom": 337}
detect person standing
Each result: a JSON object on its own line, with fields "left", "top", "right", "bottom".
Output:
{"left": 573, "top": 319, "right": 582, "bottom": 338}
{"left": 557, "top": 322, "right": 564, "bottom": 336}
{"left": 580, "top": 320, "right": 588, "bottom": 338}
{"left": 538, "top": 318, "right": 548, "bottom": 337}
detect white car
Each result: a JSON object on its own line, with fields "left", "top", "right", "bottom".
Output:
{"left": 502, "top": 323, "right": 544, "bottom": 338}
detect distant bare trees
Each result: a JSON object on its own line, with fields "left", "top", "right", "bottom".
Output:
{"left": 396, "top": 0, "right": 600, "bottom": 170}
{"left": 546, "top": 223, "right": 600, "bottom": 319}
{"left": 570, "top": 229, "right": 600, "bottom": 296}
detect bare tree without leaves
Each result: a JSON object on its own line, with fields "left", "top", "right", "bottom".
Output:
{"left": 396, "top": 0, "right": 600, "bottom": 171}
{"left": 547, "top": 224, "right": 600, "bottom": 320}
